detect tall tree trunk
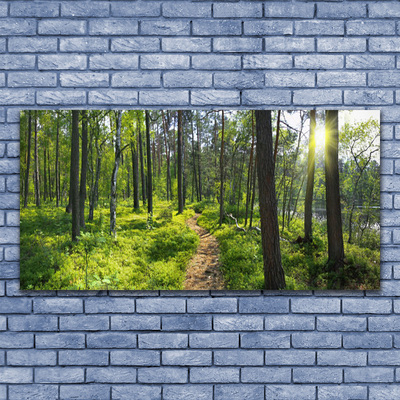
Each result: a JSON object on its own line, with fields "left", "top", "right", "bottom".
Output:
{"left": 191, "top": 115, "right": 198, "bottom": 201}
{"left": 110, "top": 111, "right": 122, "bottom": 236}
{"left": 325, "top": 110, "right": 344, "bottom": 285}
{"left": 162, "top": 111, "right": 171, "bottom": 201}
{"left": 245, "top": 111, "right": 255, "bottom": 226}
{"left": 196, "top": 114, "right": 202, "bottom": 201}
{"left": 89, "top": 135, "right": 101, "bottom": 222}
{"left": 145, "top": 111, "right": 153, "bottom": 214}
{"left": 34, "top": 111, "right": 40, "bottom": 207}
{"left": 177, "top": 110, "right": 184, "bottom": 214}
{"left": 138, "top": 115, "right": 146, "bottom": 205}
{"left": 249, "top": 156, "right": 257, "bottom": 228}
{"left": 23, "top": 111, "right": 32, "bottom": 208}
{"left": 79, "top": 110, "right": 88, "bottom": 229}
{"left": 255, "top": 110, "right": 285, "bottom": 290}
{"left": 131, "top": 140, "right": 140, "bottom": 210}
{"left": 56, "top": 113, "right": 60, "bottom": 207}
{"left": 219, "top": 110, "right": 225, "bottom": 226}
{"left": 236, "top": 151, "right": 245, "bottom": 218}
{"left": 71, "top": 110, "right": 80, "bottom": 241}
{"left": 304, "top": 110, "right": 316, "bottom": 242}
{"left": 48, "top": 148, "right": 52, "bottom": 201}
{"left": 43, "top": 148, "right": 47, "bottom": 202}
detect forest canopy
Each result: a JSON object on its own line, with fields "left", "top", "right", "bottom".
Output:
{"left": 20, "top": 109, "right": 380, "bottom": 291}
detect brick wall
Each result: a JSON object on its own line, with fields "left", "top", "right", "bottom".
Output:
{"left": 0, "top": 1, "right": 399, "bottom": 399}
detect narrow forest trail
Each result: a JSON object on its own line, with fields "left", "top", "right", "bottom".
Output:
{"left": 184, "top": 213, "right": 224, "bottom": 290}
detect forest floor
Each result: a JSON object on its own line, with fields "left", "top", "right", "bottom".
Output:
{"left": 184, "top": 213, "right": 224, "bottom": 290}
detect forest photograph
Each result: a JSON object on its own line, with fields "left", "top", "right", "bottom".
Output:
{"left": 20, "top": 109, "right": 380, "bottom": 291}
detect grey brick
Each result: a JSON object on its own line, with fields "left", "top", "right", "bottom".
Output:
{"left": 213, "top": 3, "right": 262, "bottom": 18}
{"left": 295, "top": 20, "right": 344, "bottom": 36}
{"left": 37, "top": 90, "right": 86, "bottom": 105}
{"left": 292, "top": 332, "right": 341, "bottom": 348}
{"left": 190, "top": 367, "right": 239, "bottom": 383}
{"left": 193, "top": 55, "right": 241, "bottom": 70}
{"left": 112, "top": 385, "right": 161, "bottom": 400}
{"left": 90, "top": 54, "right": 138, "bottom": 70}
{"left": 141, "top": 55, "right": 189, "bottom": 70}
{"left": 162, "top": 315, "right": 211, "bottom": 331}
{"left": 11, "top": 2, "right": 59, "bottom": 17}
{"left": 141, "top": 20, "right": 189, "bottom": 36}
{"left": 241, "top": 332, "right": 290, "bottom": 349}
{"left": 89, "top": 89, "right": 138, "bottom": 105}
{"left": 370, "top": 3, "right": 400, "bottom": 18}
{"left": 89, "top": 19, "right": 138, "bottom": 35}
{"left": 317, "top": 3, "right": 366, "bottom": 18}
{"left": 162, "top": 350, "right": 211, "bottom": 366}
{"left": 318, "top": 38, "right": 367, "bottom": 53}
{"left": 6, "top": 143, "right": 19, "bottom": 158}
{"left": 343, "top": 299, "right": 391, "bottom": 314}
{"left": 163, "top": 2, "right": 211, "bottom": 18}
{"left": 343, "top": 333, "right": 392, "bottom": 349}
{"left": 111, "top": 38, "right": 160, "bottom": 52}
{"left": 138, "top": 367, "right": 187, "bottom": 383}
{"left": 0, "top": 367, "right": 32, "bottom": 383}
{"left": 9, "top": 385, "right": 58, "bottom": 400}
{"left": 0, "top": 55, "right": 35, "bottom": 70}
{"left": 9, "top": 72, "right": 57, "bottom": 88}
{"left": 140, "top": 90, "right": 189, "bottom": 106}
{"left": 347, "top": 20, "right": 395, "bottom": 36}
{"left": 318, "top": 71, "right": 366, "bottom": 87}
{"left": 85, "top": 298, "right": 135, "bottom": 313}
{"left": 266, "top": 72, "right": 315, "bottom": 88}
{"left": 0, "top": 228, "right": 19, "bottom": 244}
{"left": 0, "top": 333, "right": 33, "bottom": 348}
{"left": 369, "top": 71, "right": 400, "bottom": 87}
{"left": 9, "top": 37, "right": 57, "bottom": 53}
{"left": 214, "top": 38, "right": 262, "bottom": 53}
{"left": 317, "top": 316, "right": 366, "bottom": 331}
{"left": 242, "top": 89, "right": 291, "bottom": 106}
{"left": 0, "top": 124, "right": 19, "bottom": 140}
{"left": 345, "top": 89, "right": 393, "bottom": 105}
{"left": 87, "top": 332, "right": 136, "bottom": 348}
{"left": 60, "top": 315, "right": 109, "bottom": 331}
{"left": 346, "top": 55, "right": 395, "bottom": 69}
{"left": 187, "top": 298, "right": 237, "bottom": 313}
{"left": 265, "top": 315, "right": 315, "bottom": 331}
{"left": 292, "top": 298, "right": 341, "bottom": 314}
{"left": 110, "top": 350, "right": 159, "bottom": 366}
{"left": 214, "top": 350, "right": 263, "bottom": 366}
{"left": 0, "top": 73, "right": 4, "bottom": 87}
{"left": 265, "top": 350, "right": 315, "bottom": 365}
{"left": 0, "top": 160, "right": 19, "bottom": 175}
{"left": 215, "top": 384, "right": 264, "bottom": 400}
{"left": 345, "top": 367, "right": 393, "bottom": 383}
{"left": 7, "top": 349, "right": 56, "bottom": 366}
{"left": 0, "top": 3, "right": 6, "bottom": 17}
{"left": 265, "top": 2, "right": 314, "bottom": 18}
{"left": 318, "top": 385, "right": 367, "bottom": 400}
{"left": 5, "top": 176, "right": 19, "bottom": 193}
{"left": 39, "top": 19, "right": 86, "bottom": 35}
{"left": 38, "top": 54, "right": 87, "bottom": 70}
{"left": 111, "top": 315, "right": 160, "bottom": 330}
{"left": 244, "top": 21, "right": 293, "bottom": 36}
{"left": 162, "top": 38, "right": 211, "bottom": 53}
{"left": 60, "top": 72, "right": 109, "bottom": 88}
{"left": 243, "top": 55, "right": 292, "bottom": 70}
{"left": 189, "top": 332, "right": 238, "bottom": 348}
{"left": 86, "top": 367, "right": 136, "bottom": 383}
{"left": 0, "top": 316, "right": 5, "bottom": 330}
{"left": 111, "top": 2, "right": 160, "bottom": 17}
{"left": 295, "top": 55, "right": 344, "bottom": 69}
{"left": 59, "top": 350, "right": 109, "bottom": 366}
{"left": 318, "top": 350, "right": 366, "bottom": 366}
{"left": 369, "top": 316, "right": 400, "bottom": 331}
{"left": 60, "top": 38, "right": 108, "bottom": 53}
{"left": 61, "top": 2, "right": 109, "bottom": 17}
{"left": 193, "top": 20, "right": 241, "bottom": 36}
{"left": 293, "top": 367, "right": 342, "bottom": 383}
{"left": 293, "top": 89, "right": 342, "bottom": 105}
{"left": 370, "top": 38, "right": 400, "bottom": 52}
{"left": 35, "top": 367, "right": 84, "bottom": 383}
{"left": 139, "top": 333, "right": 187, "bottom": 349}
{"left": 163, "top": 71, "right": 211, "bottom": 88}
{"left": 0, "top": 19, "right": 36, "bottom": 36}
{"left": 242, "top": 367, "right": 291, "bottom": 383}
{"left": 369, "top": 350, "right": 400, "bottom": 366}
{"left": 0, "top": 297, "right": 31, "bottom": 313}
{"left": 60, "top": 385, "right": 110, "bottom": 400}
{"left": 8, "top": 315, "right": 57, "bottom": 331}
{"left": 214, "top": 315, "right": 263, "bottom": 331}
{"left": 265, "top": 385, "right": 316, "bottom": 400}
{"left": 163, "top": 385, "right": 212, "bottom": 400}
{"left": 240, "top": 297, "right": 289, "bottom": 313}
{"left": 191, "top": 90, "right": 240, "bottom": 106}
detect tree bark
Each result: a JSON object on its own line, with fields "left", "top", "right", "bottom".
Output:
{"left": 219, "top": 110, "right": 225, "bottom": 226}
{"left": 162, "top": 111, "right": 171, "bottom": 201}
{"left": 79, "top": 111, "right": 88, "bottom": 229}
{"left": 249, "top": 156, "right": 257, "bottom": 228}
{"left": 34, "top": 111, "right": 40, "bottom": 207}
{"left": 304, "top": 110, "right": 316, "bottom": 242}
{"left": 138, "top": 114, "right": 146, "bottom": 206}
{"left": 56, "top": 113, "right": 60, "bottom": 207}
{"left": 245, "top": 111, "right": 255, "bottom": 226}
{"left": 71, "top": 110, "right": 80, "bottom": 241}
{"left": 131, "top": 140, "right": 140, "bottom": 210}
{"left": 177, "top": 110, "right": 184, "bottom": 214}
{"left": 255, "top": 110, "right": 285, "bottom": 290}
{"left": 43, "top": 148, "right": 47, "bottom": 202}
{"left": 196, "top": 114, "right": 202, "bottom": 201}
{"left": 325, "top": 110, "right": 344, "bottom": 282}
{"left": 145, "top": 111, "right": 153, "bottom": 214}
{"left": 23, "top": 111, "right": 32, "bottom": 208}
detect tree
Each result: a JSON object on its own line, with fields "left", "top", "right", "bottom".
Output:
{"left": 304, "top": 110, "right": 316, "bottom": 242}
{"left": 71, "top": 111, "right": 80, "bottom": 241}
{"left": 34, "top": 111, "right": 40, "bottom": 207}
{"left": 131, "top": 139, "right": 140, "bottom": 210}
{"left": 219, "top": 110, "right": 225, "bottom": 226}
{"left": 177, "top": 110, "right": 184, "bottom": 214}
{"left": 145, "top": 111, "right": 153, "bottom": 214}
{"left": 244, "top": 111, "right": 255, "bottom": 226}
{"left": 23, "top": 111, "right": 32, "bottom": 208}
{"left": 55, "top": 112, "right": 60, "bottom": 207}
{"left": 79, "top": 111, "right": 88, "bottom": 228}
{"left": 325, "top": 110, "right": 344, "bottom": 284}
{"left": 255, "top": 110, "right": 286, "bottom": 290}
{"left": 138, "top": 113, "right": 146, "bottom": 205}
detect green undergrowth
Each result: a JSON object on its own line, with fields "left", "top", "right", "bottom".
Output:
{"left": 197, "top": 205, "right": 380, "bottom": 290}
{"left": 20, "top": 202, "right": 198, "bottom": 290}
